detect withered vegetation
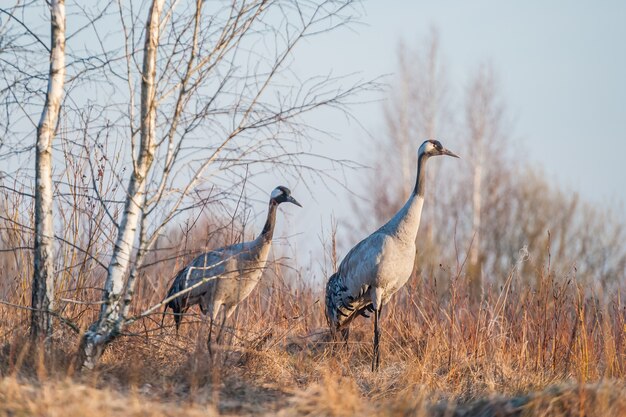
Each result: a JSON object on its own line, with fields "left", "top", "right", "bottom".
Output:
{"left": 1, "top": 228, "right": 624, "bottom": 416}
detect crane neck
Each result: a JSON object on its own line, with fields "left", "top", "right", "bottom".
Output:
{"left": 413, "top": 151, "right": 429, "bottom": 197}
{"left": 259, "top": 199, "right": 278, "bottom": 243}
{"left": 382, "top": 151, "right": 429, "bottom": 242}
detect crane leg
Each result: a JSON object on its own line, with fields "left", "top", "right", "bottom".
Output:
{"left": 207, "top": 310, "right": 216, "bottom": 357}
{"left": 340, "top": 326, "right": 350, "bottom": 346}
{"left": 372, "top": 307, "right": 381, "bottom": 372}
{"left": 216, "top": 307, "right": 227, "bottom": 345}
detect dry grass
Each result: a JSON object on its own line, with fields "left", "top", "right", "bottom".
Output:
{"left": 0, "top": 376, "right": 218, "bottom": 417}
{"left": 1, "top": 250, "right": 625, "bottom": 416}
{"left": 0, "top": 203, "right": 624, "bottom": 416}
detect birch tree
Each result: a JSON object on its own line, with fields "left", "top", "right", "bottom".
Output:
{"left": 352, "top": 30, "right": 451, "bottom": 272}
{"left": 464, "top": 64, "right": 504, "bottom": 299}
{"left": 348, "top": 37, "right": 626, "bottom": 297}
{"left": 75, "top": 0, "right": 164, "bottom": 369}
{"left": 75, "top": 0, "right": 370, "bottom": 369}
{"left": 30, "top": 0, "right": 65, "bottom": 342}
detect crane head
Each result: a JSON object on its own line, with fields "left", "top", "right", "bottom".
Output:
{"left": 271, "top": 186, "right": 302, "bottom": 207}
{"left": 419, "top": 139, "right": 459, "bottom": 159}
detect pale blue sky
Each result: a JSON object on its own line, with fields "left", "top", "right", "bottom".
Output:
{"left": 324, "top": 1, "right": 625, "bottom": 202}
{"left": 5, "top": 1, "right": 624, "bottom": 268}
{"left": 269, "top": 1, "right": 626, "bottom": 261}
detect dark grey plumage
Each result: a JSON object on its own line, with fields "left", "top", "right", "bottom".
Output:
{"left": 163, "top": 186, "right": 301, "bottom": 333}
{"left": 325, "top": 140, "right": 459, "bottom": 371}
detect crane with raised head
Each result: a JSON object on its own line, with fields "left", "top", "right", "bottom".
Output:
{"left": 325, "top": 139, "right": 459, "bottom": 371}
{"left": 163, "top": 186, "right": 301, "bottom": 350}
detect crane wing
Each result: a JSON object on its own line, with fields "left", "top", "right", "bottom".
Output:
{"left": 164, "top": 242, "right": 246, "bottom": 329}
{"left": 325, "top": 232, "right": 386, "bottom": 330}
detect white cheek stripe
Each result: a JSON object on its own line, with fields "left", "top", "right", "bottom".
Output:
{"left": 271, "top": 188, "right": 282, "bottom": 199}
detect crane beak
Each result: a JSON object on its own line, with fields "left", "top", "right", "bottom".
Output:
{"left": 442, "top": 148, "right": 460, "bottom": 158}
{"left": 287, "top": 196, "right": 302, "bottom": 207}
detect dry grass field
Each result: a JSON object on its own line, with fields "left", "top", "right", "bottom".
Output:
{"left": 2, "top": 1, "right": 625, "bottom": 416}
{"left": 1, "top": 254, "right": 624, "bottom": 417}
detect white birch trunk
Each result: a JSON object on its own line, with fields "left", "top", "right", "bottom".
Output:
{"left": 77, "top": 0, "right": 164, "bottom": 370}
{"left": 31, "top": 0, "right": 66, "bottom": 342}
{"left": 470, "top": 157, "right": 482, "bottom": 265}
{"left": 399, "top": 72, "right": 411, "bottom": 199}
{"left": 469, "top": 144, "right": 483, "bottom": 298}
{"left": 467, "top": 65, "right": 497, "bottom": 299}
{"left": 425, "top": 110, "right": 436, "bottom": 246}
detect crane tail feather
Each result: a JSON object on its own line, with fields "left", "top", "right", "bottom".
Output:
{"left": 325, "top": 271, "right": 366, "bottom": 333}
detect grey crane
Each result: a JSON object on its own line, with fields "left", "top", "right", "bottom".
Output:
{"left": 163, "top": 186, "right": 301, "bottom": 348}
{"left": 325, "top": 139, "right": 458, "bottom": 371}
